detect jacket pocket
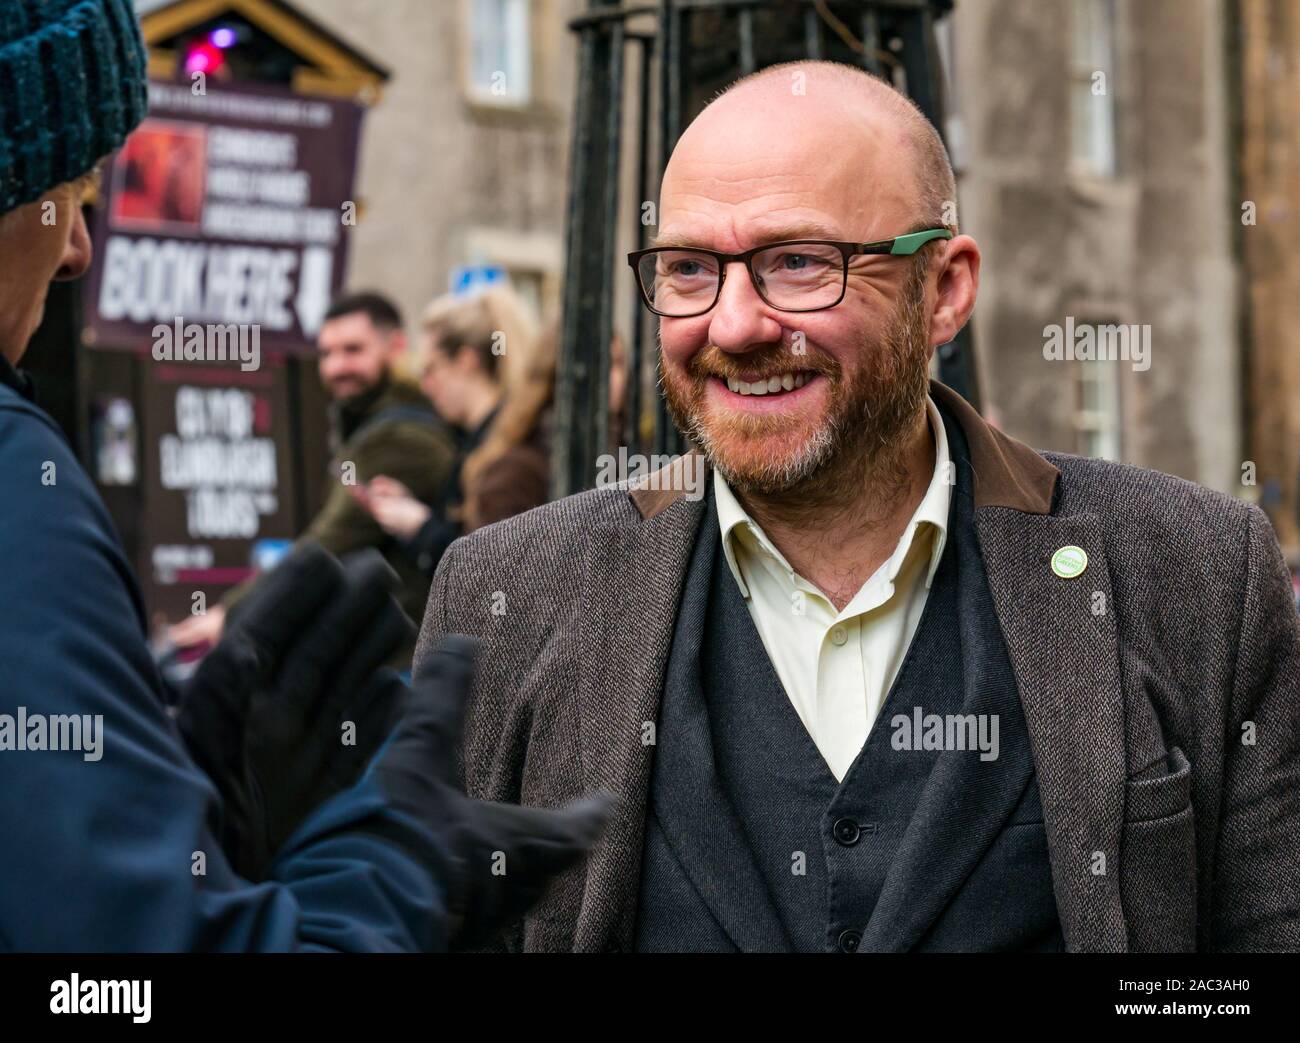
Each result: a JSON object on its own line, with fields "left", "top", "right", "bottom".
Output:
{"left": 1120, "top": 746, "right": 1197, "bottom": 952}
{"left": 1125, "top": 745, "right": 1191, "bottom": 822}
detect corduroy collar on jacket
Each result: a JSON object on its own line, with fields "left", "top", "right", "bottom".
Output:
{"left": 628, "top": 380, "right": 1060, "bottom": 520}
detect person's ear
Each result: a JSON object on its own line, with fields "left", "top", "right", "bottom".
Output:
{"left": 385, "top": 327, "right": 408, "bottom": 360}
{"left": 927, "top": 234, "right": 980, "bottom": 348}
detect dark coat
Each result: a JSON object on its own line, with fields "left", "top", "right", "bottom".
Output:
{"left": 0, "top": 358, "right": 445, "bottom": 951}
{"left": 415, "top": 380, "right": 1300, "bottom": 953}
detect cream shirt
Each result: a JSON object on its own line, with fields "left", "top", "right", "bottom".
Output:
{"left": 715, "top": 395, "right": 952, "bottom": 781}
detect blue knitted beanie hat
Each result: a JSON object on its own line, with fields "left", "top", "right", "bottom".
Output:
{"left": 0, "top": 0, "right": 148, "bottom": 214}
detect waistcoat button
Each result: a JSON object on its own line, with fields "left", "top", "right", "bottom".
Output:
{"left": 837, "top": 929, "right": 862, "bottom": 953}
{"left": 832, "top": 817, "right": 861, "bottom": 846}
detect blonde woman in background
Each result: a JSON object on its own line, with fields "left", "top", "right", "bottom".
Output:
{"left": 353, "top": 286, "right": 556, "bottom": 575}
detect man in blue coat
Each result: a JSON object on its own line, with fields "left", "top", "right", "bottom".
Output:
{"left": 0, "top": 0, "right": 604, "bottom": 952}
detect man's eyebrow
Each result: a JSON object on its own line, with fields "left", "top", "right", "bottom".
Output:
{"left": 648, "top": 221, "right": 846, "bottom": 250}
{"left": 645, "top": 231, "right": 709, "bottom": 249}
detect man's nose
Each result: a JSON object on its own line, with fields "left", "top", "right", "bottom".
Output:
{"left": 707, "top": 260, "right": 781, "bottom": 353}
{"left": 53, "top": 206, "right": 92, "bottom": 281}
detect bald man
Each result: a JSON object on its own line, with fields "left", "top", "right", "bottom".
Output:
{"left": 415, "top": 60, "right": 1300, "bottom": 953}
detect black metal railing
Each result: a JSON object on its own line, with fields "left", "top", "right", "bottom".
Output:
{"left": 554, "top": 0, "right": 976, "bottom": 498}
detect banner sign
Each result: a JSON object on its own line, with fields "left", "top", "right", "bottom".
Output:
{"left": 141, "top": 355, "right": 299, "bottom": 620}
{"left": 84, "top": 80, "right": 364, "bottom": 351}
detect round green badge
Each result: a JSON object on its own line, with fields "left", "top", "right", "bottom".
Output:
{"left": 1051, "top": 545, "right": 1088, "bottom": 579}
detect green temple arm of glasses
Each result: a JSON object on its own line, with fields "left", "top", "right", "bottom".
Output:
{"left": 887, "top": 229, "right": 954, "bottom": 255}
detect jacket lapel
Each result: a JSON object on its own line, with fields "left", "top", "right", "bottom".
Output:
{"left": 571, "top": 484, "right": 705, "bottom": 952}
{"left": 930, "top": 381, "right": 1129, "bottom": 952}
{"left": 974, "top": 509, "right": 1129, "bottom": 952}
{"left": 646, "top": 488, "right": 795, "bottom": 950}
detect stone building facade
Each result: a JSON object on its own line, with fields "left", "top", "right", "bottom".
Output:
{"left": 948, "top": 0, "right": 1244, "bottom": 504}
{"left": 300, "top": 0, "right": 583, "bottom": 329}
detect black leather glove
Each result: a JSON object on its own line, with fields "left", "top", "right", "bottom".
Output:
{"left": 376, "top": 635, "right": 613, "bottom": 949}
{"left": 177, "top": 543, "right": 413, "bottom": 880}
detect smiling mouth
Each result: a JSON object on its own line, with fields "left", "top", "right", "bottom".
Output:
{"left": 720, "top": 370, "right": 816, "bottom": 397}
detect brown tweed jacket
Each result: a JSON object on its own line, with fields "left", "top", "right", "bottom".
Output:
{"left": 414, "top": 381, "right": 1300, "bottom": 952}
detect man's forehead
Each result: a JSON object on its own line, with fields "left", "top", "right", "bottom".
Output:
{"left": 650, "top": 213, "right": 844, "bottom": 250}
{"left": 654, "top": 178, "right": 914, "bottom": 250}
{"left": 657, "top": 95, "right": 916, "bottom": 247}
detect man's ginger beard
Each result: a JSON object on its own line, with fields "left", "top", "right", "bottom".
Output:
{"left": 661, "top": 259, "right": 931, "bottom": 519}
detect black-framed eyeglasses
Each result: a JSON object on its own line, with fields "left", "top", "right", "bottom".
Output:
{"left": 627, "top": 229, "right": 953, "bottom": 318}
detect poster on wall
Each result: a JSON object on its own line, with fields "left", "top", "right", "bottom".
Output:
{"left": 140, "top": 357, "right": 298, "bottom": 622}
{"left": 84, "top": 80, "right": 363, "bottom": 350}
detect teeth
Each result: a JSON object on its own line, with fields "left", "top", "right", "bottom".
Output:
{"left": 725, "top": 372, "right": 811, "bottom": 396}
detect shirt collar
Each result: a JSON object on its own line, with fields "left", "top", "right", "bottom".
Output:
{"left": 909, "top": 393, "right": 952, "bottom": 589}
{"left": 715, "top": 469, "right": 783, "bottom": 600}
{"left": 715, "top": 393, "right": 952, "bottom": 599}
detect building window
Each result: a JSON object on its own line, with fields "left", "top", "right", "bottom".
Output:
{"left": 467, "top": 0, "right": 532, "bottom": 106}
{"left": 1070, "top": 0, "right": 1116, "bottom": 178}
{"left": 1074, "top": 355, "right": 1122, "bottom": 459}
